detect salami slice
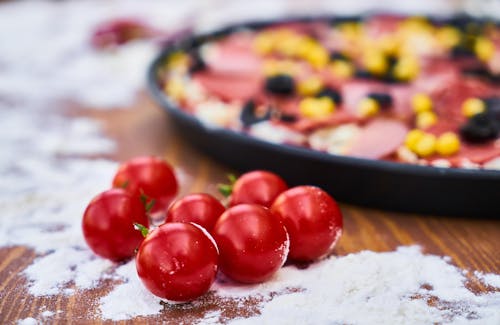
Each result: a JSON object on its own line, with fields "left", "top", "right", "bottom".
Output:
{"left": 194, "top": 72, "right": 262, "bottom": 102}
{"left": 444, "top": 142, "right": 500, "bottom": 166}
{"left": 205, "top": 37, "right": 262, "bottom": 76}
{"left": 348, "top": 118, "right": 409, "bottom": 159}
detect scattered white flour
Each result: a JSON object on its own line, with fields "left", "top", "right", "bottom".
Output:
{"left": 23, "top": 248, "right": 113, "bottom": 296}
{"left": 0, "top": 0, "right": 499, "bottom": 324}
{"left": 98, "top": 246, "right": 500, "bottom": 324}
{"left": 99, "top": 261, "right": 163, "bottom": 320}
{"left": 40, "top": 311, "right": 55, "bottom": 318}
{"left": 21, "top": 309, "right": 61, "bottom": 325}
{"left": 475, "top": 271, "right": 500, "bottom": 289}
{"left": 17, "top": 318, "right": 38, "bottom": 325}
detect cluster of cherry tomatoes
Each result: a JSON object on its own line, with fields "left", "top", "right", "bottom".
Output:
{"left": 82, "top": 156, "right": 343, "bottom": 302}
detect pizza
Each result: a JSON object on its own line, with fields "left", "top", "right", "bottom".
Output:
{"left": 156, "top": 15, "right": 500, "bottom": 170}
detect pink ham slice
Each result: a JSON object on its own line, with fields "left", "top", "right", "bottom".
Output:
{"left": 194, "top": 34, "right": 264, "bottom": 101}
{"left": 205, "top": 35, "right": 262, "bottom": 76}
{"left": 387, "top": 85, "right": 414, "bottom": 119}
{"left": 341, "top": 81, "right": 414, "bottom": 120}
{"left": 341, "top": 81, "right": 382, "bottom": 116}
{"left": 194, "top": 71, "right": 262, "bottom": 102}
{"left": 348, "top": 118, "right": 409, "bottom": 159}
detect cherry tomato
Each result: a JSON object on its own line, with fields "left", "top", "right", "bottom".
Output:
{"left": 112, "top": 156, "right": 178, "bottom": 215}
{"left": 165, "top": 193, "right": 225, "bottom": 232}
{"left": 212, "top": 204, "right": 289, "bottom": 284}
{"left": 229, "top": 170, "right": 288, "bottom": 207}
{"left": 82, "top": 188, "right": 149, "bottom": 262}
{"left": 91, "top": 18, "right": 156, "bottom": 49}
{"left": 271, "top": 186, "right": 343, "bottom": 262}
{"left": 136, "top": 222, "right": 219, "bottom": 302}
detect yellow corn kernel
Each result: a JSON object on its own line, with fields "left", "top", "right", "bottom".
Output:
{"left": 436, "top": 132, "right": 461, "bottom": 156}
{"left": 475, "top": 37, "right": 495, "bottom": 62}
{"left": 363, "top": 51, "right": 388, "bottom": 76}
{"left": 405, "top": 129, "right": 426, "bottom": 151}
{"left": 414, "top": 133, "right": 437, "bottom": 157}
{"left": 462, "top": 98, "right": 485, "bottom": 117}
{"left": 166, "top": 52, "right": 189, "bottom": 70}
{"left": 411, "top": 93, "right": 433, "bottom": 113}
{"left": 298, "top": 77, "right": 323, "bottom": 96}
{"left": 400, "top": 16, "right": 433, "bottom": 34}
{"left": 299, "top": 97, "right": 335, "bottom": 119}
{"left": 416, "top": 111, "right": 438, "bottom": 129}
{"left": 295, "top": 37, "right": 318, "bottom": 58}
{"left": 254, "top": 32, "right": 276, "bottom": 55}
{"left": 393, "top": 56, "right": 419, "bottom": 81}
{"left": 436, "top": 26, "right": 461, "bottom": 48}
{"left": 329, "top": 60, "right": 355, "bottom": 79}
{"left": 305, "top": 45, "right": 330, "bottom": 69}
{"left": 164, "top": 78, "right": 185, "bottom": 101}
{"left": 357, "top": 98, "right": 380, "bottom": 118}
{"left": 263, "top": 59, "right": 298, "bottom": 76}
{"left": 338, "top": 22, "right": 363, "bottom": 40}
{"left": 275, "top": 34, "right": 304, "bottom": 57}
{"left": 378, "top": 35, "right": 400, "bottom": 56}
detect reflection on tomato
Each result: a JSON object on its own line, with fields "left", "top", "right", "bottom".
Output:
{"left": 212, "top": 204, "right": 289, "bottom": 283}
{"left": 165, "top": 193, "right": 225, "bottom": 232}
{"left": 82, "top": 188, "right": 149, "bottom": 262}
{"left": 271, "top": 186, "right": 343, "bottom": 262}
{"left": 112, "top": 156, "right": 178, "bottom": 214}
{"left": 135, "top": 222, "right": 219, "bottom": 302}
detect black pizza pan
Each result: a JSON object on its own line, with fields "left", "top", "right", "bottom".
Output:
{"left": 147, "top": 17, "right": 500, "bottom": 218}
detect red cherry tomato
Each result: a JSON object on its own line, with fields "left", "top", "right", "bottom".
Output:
{"left": 212, "top": 204, "right": 289, "bottom": 284}
{"left": 91, "top": 18, "right": 156, "bottom": 49}
{"left": 112, "top": 156, "right": 178, "bottom": 215}
{"left": 165, "top": 193, "right": 225, "bottom": 232}
{"left": 82, "top": 188, "right": 149, "bottom": 262}
{"left": 271, "top": 186, "right": 343, "bottom": 262}
{"left": 229, "top": 170, "right": 288, "bottom": 208}
{"left": 136, "top": 222, "right": 219, "bottom": 302}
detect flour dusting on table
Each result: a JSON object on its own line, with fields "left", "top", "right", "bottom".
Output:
{"left": 0, "top": 1, "right": 499, "bottom": 324}
{"left": 97, "top": 246, "right": 500, "bottom": 324}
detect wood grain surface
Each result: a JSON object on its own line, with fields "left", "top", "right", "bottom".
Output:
{"left": 1, "top": 94, "right": 499, "bottom": 324}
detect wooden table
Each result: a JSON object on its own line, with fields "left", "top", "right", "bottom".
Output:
{"left": 1, "top": 94, "right": 499, "bottom": 324}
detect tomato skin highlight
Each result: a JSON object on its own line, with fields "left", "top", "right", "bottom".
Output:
{"left": 212, "top": 204, "right": 289, "bottom": 284}
{"left": 165, "top": 193, "right": 225, "bottom": 232}
{"left": 229, "top": 170, "right": 288, "bottom": 208}
{"left": 271, "top": 186, "right": 343, "bottom": 262}
{"left": 136, "top": 222, "right": 219, "bottom": 302}
{"left": 112, "top": 156, "right": 178, "bottom": 214}
{"left": 82, "top": 188, "right": 149, "bottom": 262}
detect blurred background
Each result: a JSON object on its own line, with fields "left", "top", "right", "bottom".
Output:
{"left": 0, "top": 0, "right": 498, "bottom": 109}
